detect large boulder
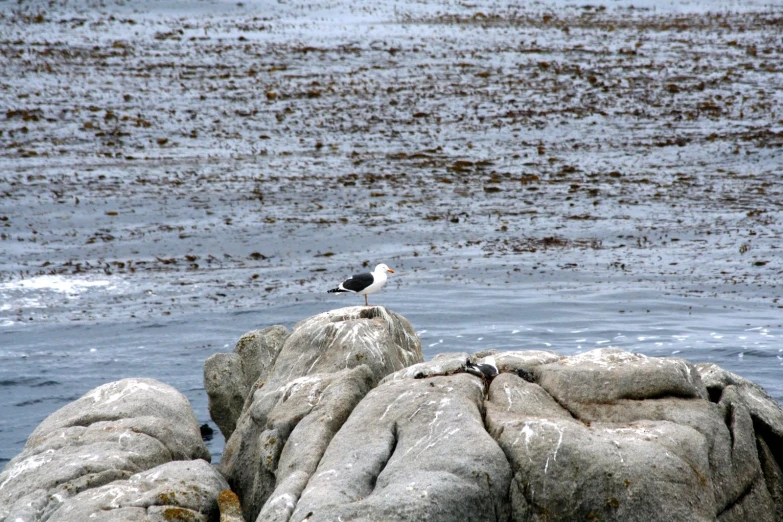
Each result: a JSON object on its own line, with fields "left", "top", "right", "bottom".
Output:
{"left": 219, "top": 306, "right": 422, "bottom": 521}
{"left": 483, "top": 348, "right": 782, "bottom": 521}
{"left": 290, "top": 373, "right": 511, "bottom": 521}
{"left": 486, "top": 372, "right": 717, "bottom": 521}
{"left": 0, "top": 378, "right": 214, "bottom": 521}
{"left": 535, "top": 348, "right": 709, "bottom": 407}
{"left": 697, "top": 362, "right": 783, "bottom": 438}
{"left": 46, "top": 460, "right": 228, "bottom": 522}
{"left": 205, "top": 325, "right": 289, "bottom": 439}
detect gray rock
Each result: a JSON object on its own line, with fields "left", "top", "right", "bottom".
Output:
{"left": 481, "top": 348, "right": 783, "bottom": 521}
{"left": 244, "top": 366, "right": 374, "bottom": 522}
{"left": 491, "top": 350, "right": 563, "bottom": 373}
{"left": 204, "top": 352, "right": 246, "bottom": 441}
{"left": 755, "top": 435, "right": 783, "bottom": 522}
{"left": 718, "top": 476, "right": 777, "bottom": 522}
{"left": 697, "top": 362, "right": 783, "bottom": 438}
{"left": 0, "top": 378, "right": 212, "bottom": 521}
{"left": 535, "top": 348, "right": 708, "bottom": 409}
{"left": 485, "top": 372, "right": 716, "bottom": 521}
{"left": 291, "top": 373, "right": 511, "bottom": 522}
{"left": 219, "top": 306, "right": 422, "bottom": 521}
{"left": 205, "top": 325, "right": 289, "bottom": 439}
{"left": 206, "top": 319, "right": 783, "bottom": 522}
{"left": 47, "top": 459, "right": 227, "bottom": 522}
{"left": 277, "top": 306, "right": 422, "bottom": 386}
{"left": 696, "top": 363, "right": 783, "bottom": 519}
{"left": 380, "top": 351, "right": 471, "bottom": 382}
{"left": 235, "top": 325, "right": 290, "bottom": 393}
{"left": 569, "top": 395, "right": 760, "bottom": 514}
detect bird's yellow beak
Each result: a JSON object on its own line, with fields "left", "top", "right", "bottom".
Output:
{"left": 387, "top": 268, "right": 395, "bottom": 273}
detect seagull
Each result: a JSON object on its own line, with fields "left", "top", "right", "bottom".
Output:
{"left": 464, "top": 356, "right": 499, "bottom": 381}
{"left": 327, "top": 263, "right": 395, "bottom": 306}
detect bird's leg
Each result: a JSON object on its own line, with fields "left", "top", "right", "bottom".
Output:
{"left": 364, "top": 295, "right": 369, "bottom": 306}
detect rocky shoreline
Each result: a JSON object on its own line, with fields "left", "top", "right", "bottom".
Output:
{"left": 2, "top": 306, "right": 782, "bottom": 521}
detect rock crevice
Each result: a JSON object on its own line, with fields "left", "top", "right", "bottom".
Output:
{"left": 218, "top": 306, "right": 423, "bottom": 522}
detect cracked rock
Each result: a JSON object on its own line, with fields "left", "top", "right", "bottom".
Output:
{"left": 205, "top": 325, "right": 289, "bottom": 440}
{"left": 46, "top": 459, "right": 228, "bottom": 522}
{"left": 483, "top": 348, "right": 782, "bottom": 521}
{"left": 291, "top": 373, "right": 511, "bottom": 521}
{"left": 0, "top": 378, "right": 214, "bottom": 521}
{"left": 219, "top": 306, "right": 422, "bottom": 522}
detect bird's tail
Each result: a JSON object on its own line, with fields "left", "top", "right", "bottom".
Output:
{"left": 327, "top": 288, "right": 346, "bottom": 293}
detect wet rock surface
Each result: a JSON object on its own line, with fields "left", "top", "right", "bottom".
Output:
{"left": 0, "top": 379, "right": 219, "bottom": 522}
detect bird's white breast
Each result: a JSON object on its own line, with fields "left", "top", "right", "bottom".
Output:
{"left": 360, "top": 270, "right": 387, "bottom": 295}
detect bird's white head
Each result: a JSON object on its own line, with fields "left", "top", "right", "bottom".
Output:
{"left": 375, "top": 263, "right": 394, "bottom": 274}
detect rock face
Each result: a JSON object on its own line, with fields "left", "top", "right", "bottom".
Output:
{"left": 484, "top": 348, "right": 783, "bottom": 521}
{"left": 219, "top": 306, "right": 423, "bottom": 521}
{"left": 290, "top": 373, "right": 511, "bottom": 521}
{"left": 212, "top": 313, "right": 783, "bottom": 522}
{"left": 205, "top": 325, "right": 290, "bottom": 440}
{"left": 0, "top": 378, "right": 219, "bottom": 522}
{"left": 46, "top": 460, "right": 228, "bottom": 522}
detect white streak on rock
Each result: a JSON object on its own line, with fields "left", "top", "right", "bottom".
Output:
{"left": 287, "top": 352, "right": 307, "bottom": 380}
{"left": 513, "top": 420, "right": 564, "bottom": 467}
{"left": 269, "top": 493, "right": 296, "bottom": 511}
{"left": 83, "top": 380, "right": 167, "bottom": 407}
{"left": 407, "top": 404, "right": 424, "bottom": 421}
{"left": 504, "top": 383, "right": 513, "bottom": 411}
{"left": 0, "top": 450, "right": 55, "bottom": 491}
{"left": 307, "top": 352, "right": 323, "bottom": 374}
{"left": 416, "top": 427, "right": 460, "bottom": 458}
{"left": 379, "top": 390, "right": 413, "bottom": 421}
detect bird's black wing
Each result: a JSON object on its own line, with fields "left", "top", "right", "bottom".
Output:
{"left": 465, "top": 359, "right": 498, "bottom": 379}
{"left": 341, "top": 272, "right": 374, "bottom": 292}
{"left": 476, "top": 363, "right": 498, "bottom": 378}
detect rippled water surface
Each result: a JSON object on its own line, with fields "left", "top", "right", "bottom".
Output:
{"left": 2, "top": 0, "right": 782, "bottom": 465}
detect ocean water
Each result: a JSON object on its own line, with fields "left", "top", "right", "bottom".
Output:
{"left": 2, "top": 0, "right": 782, "bottom": 466}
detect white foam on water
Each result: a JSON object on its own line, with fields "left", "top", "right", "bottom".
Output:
{"left": 0, "top": 275, "right": 112, "bottom": 294}
{"left": 0, "top": 276, "right": 128, "bottom": 326}
{"left": 0, "top": 297, "right": 44, "bottom": 310}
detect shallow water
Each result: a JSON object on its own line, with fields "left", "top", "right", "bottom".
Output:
{"left": 1, "top": 0, "right": 782, "bottom": 465}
